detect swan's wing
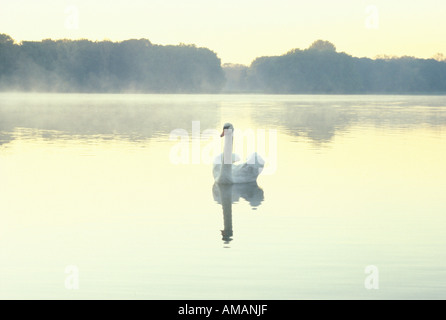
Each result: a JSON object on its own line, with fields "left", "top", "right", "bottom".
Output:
{"left": 212, "top": 163, "right": 221, "bottom": 181}
{"left": 231, "top": 153, "right": 265, "bottom": 183}
{"left": 232, "top": 163, "right": 262, "bottom": 183}
{"left": 246, "top": 152, "right": 265, "bottom": 167}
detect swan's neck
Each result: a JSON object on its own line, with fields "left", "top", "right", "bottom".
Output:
{"left": 218, "top": 131, "right": 233, "bottom": 184}
{"left": 219, "top": 184, "right": 233, "bottom": 242}
{"left": 223, "top": 132, "right": 233, "bottom": 164}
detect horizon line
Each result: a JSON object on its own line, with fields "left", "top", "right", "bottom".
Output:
{"left": 2, "top": 33, "right": 445, "bottom": 66}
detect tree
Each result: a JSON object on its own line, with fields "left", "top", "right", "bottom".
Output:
{"left": 0, "top": 33, "right": 14, "bottom": 45}
{"left": 0, "top": 34, "right": 17, "bottom": 84}
{"left": 246, "top": 41, "right": 446, "bottom": 94}
{"left": 432, "top": 53, "right": 446, "bottom": 62}
{"left": 0, "top": 35, "right": 225, "bottom": 93}
{"left": 308, "top": 40, "right": 336, "bottom": 52}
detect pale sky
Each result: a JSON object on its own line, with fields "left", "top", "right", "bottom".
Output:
{"left": 0, "top": 0, "right": 445, "bottom": 65}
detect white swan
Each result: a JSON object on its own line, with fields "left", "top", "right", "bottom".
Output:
{"left": 213, "top": 123, "right": 265, "bottom": 184}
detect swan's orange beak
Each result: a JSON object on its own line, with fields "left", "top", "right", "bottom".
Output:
{"left": 220, "top": 130, "right": 225, "bottom": 137}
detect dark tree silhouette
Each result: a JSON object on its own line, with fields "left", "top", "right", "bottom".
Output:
{"left": 0, "top": 34, "right": 14, "bottom": 44}
{"left": 0, "top": 34, "right": 225, "bottom": 93}
{"left": 1, "top": 35, "right": 446, "bottom": 94}
{"left": 243, "top": 40, "right": 446, "bottom": 94}
{"left": 308, "top": 40, "right": 336, "bottom": 52}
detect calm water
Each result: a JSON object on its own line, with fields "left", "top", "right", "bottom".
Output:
{"left": 1, "top": 93, "right": 445, "bottom": 299}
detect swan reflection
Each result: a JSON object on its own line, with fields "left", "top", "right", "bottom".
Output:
{"left": 212, "top": 182, "right": 264, "bottom": 245}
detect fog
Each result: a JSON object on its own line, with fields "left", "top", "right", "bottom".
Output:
{"left": 1, "top": 94, "right": 445, "bottom": 150}
{"left": 0, "top": 94, "right": 220, "bottom": 146}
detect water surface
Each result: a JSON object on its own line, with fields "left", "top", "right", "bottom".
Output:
{"left": 1, "top": 94, "right": 445, "bottom": 299}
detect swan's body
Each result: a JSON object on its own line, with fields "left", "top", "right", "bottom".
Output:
{"left": 213, "top": 152, "right": 264, "bottom": 184}
{"left": 213, "top": 123, "right": 265, "bottom": 184}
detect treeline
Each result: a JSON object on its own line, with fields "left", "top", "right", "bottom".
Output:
{"left": 1, "top": 34, "right": 446, "bottom": 94}
{"left": 0, "top": 34, "right": 224, "bottom": 93}
{"left": 224, "top": 40, "right": 446, "bottom": 94}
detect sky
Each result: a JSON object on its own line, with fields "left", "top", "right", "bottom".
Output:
{"left": 0, "top": 0, "right": 445, "bottom": 65}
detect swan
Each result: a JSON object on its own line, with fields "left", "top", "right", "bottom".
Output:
{"left": 213, "top": 123, "right": 265, "bottom": 184}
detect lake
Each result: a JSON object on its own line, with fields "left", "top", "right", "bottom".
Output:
{"left": 0, "top": 93, "right": 445, "bottom": 299}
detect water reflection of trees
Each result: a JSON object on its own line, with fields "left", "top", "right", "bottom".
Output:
{"left": 0, "top": 95, "right": 220, "bottom": 145}
{"left": 1, "top": 95, "right": 446, "bottom": 148}
{"left": 251, "top": 96, "right": 446, "bottom": 144}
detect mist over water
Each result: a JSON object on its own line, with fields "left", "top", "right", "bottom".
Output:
{"left": 1, "top": 94, "right": 445, "bottom": 299}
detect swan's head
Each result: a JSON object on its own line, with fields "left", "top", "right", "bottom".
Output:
{"left": 220, "top": 123, "right": 234, "bottom": 137}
